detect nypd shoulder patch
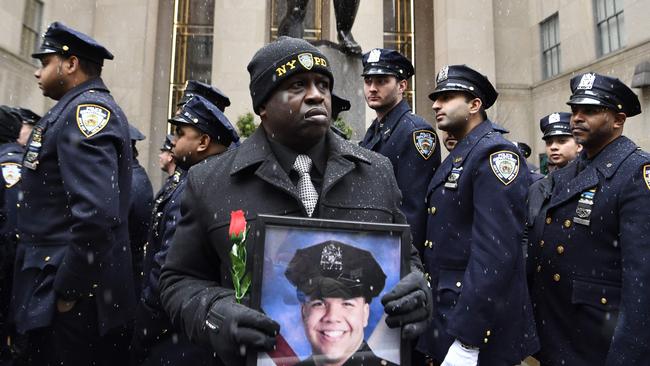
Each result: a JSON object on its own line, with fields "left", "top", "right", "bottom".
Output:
{"left": 643, "top": 165, "right": 650, "bottom": 190}
{"left": 76, "top": 104, "right": 110, "bottom": 137}
{"left": 489, "top": 150, "right": 520, "bottom": 185}
{"left": 413, "top": 130, "right": 437, "bottom": 160}
{"left": 1, "top": 162, "right": 21, "bottom": 188}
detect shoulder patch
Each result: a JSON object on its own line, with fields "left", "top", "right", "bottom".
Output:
{"left": 489, "top": 150, "right": 520, "bottom": 185}
{"left": 643, "top": 165, "right": 650, "bottom": 190}
{"left": 76, "top": 104, "right": 110, "bottom": 137}
{"left": 413, "top": 130, "right": 437, "bottom": 160}
{"left": 1, "top": 162, "right": 21, "bottom": 188}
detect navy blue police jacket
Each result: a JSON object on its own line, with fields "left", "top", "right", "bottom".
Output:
{"left": 360, "top": 99, "right": 441, "bottom": 251}
{"left": 417, "top": 120, "right": 539, "bottom": 365}
{"left": 0, "top": 142, "right": 24, "bottom": 329}
{"left": 129, "top": 159, "right": 153, "bottom": 293}
{"left": 12, "top": 78, "right": 135, "bottom": 335}
{"left": 527, "top": 136, "right": 650, "bottom": 366}
{"left": 136, "top": 168, "right": 186, "bottom": 343}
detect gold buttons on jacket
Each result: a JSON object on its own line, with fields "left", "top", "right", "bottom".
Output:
{"left": 539, "top": 240, "right": 544, "bottom": 248}
{"left": 556, "top": 245, "right": 565, "bottom": 254}
{"left": 601, "top": 297, "right": 608, "bottom": 305}
{"left": 536, "top": 265, "right": 542, "bottom": 273}
{"left": 563, "top": 220, "right": 572, "bottom": 228}
{"left": 486, "top": 330, "right": 491, "bottom": 336}
{"left": 545, "top": 216, "right": 552, "bottom": 224}
{"left": 428, "top": 207, "right": 437, "bottom": 215}
{"left": 423, "top": 240, "right": 433, "bottom": 249}
{"left": 483, "top": 338, "right": 489, "bottom": 344}
{"left": 553, "top": 273, "right": 561, "bottom": 282}
{"left": 44, "top": 256, "right": 50, "bottom": 262}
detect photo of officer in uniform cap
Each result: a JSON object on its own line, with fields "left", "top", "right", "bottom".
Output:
{"left": 285, "top": 240, "right": 397, "bottom": 366}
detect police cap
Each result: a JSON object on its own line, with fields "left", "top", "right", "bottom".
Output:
{"left": 331, "top": 93, "right": 351, "bottom": 121}
{"left": 429, "top": 65, "right": 498, "bottom": 110}
{"left": 12, "top": 107, "right": 41, "bottom": 125}
{"left": 540, "top": 112, "right": 572, "bottom": 140}
{"left": 32, "top": 22, "right": 114, "bottom": 64}
{"left": 512, "top": 141, "right": 531, "bottom": 159}
{"left": 128, "top": 124, "right": 145, "bottom": 141}
{"left": 177, "top": 80, "right": 231, "bottom": 112}
{"left": 361, "top": 48, "right": 414, "bottom": 80}
{"left": 169, "top": 95, "right": 240, "bottom": 147}
{"left": 0, "top": 106, "right": 23, "bottom": 142}
{"left": 285, "top": 240, "right": 386, "bottom": 303}
{"left": 567, "top": 72, "right": 641, "bottom": 117}
{"left": 160, "top": 134, "right": 175, "bottom": 152}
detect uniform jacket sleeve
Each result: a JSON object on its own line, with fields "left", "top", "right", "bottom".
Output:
{"left": 53, "top": 103, "right": 130, "bottom": 299}
{"left": 446, "top": 146, "right": 529, "bottom": 346}
{"left": 606, "top": 161, "right": 650, "bottom": 364}
{"left": 395, "top": 125, "right": 440, "bottom": 250}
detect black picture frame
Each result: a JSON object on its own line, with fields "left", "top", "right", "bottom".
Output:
{"left": 247, "top": 214, "right": 411, "bottom": 366}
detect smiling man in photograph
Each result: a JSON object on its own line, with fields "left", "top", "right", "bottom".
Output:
{"left": 159, "top": 36, "right": 432, "bottom": 366}
{"left": 285, "top": 240, "right": 396, "bottom": 366}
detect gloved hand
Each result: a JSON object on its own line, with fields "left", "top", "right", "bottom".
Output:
{"left": 441, "top": 339, "right": 479, "bottom": 366}
{"left": 381, "top": 271, "right": 433, "bottom": 339}
{"left": 205, "top": 296, "right": 280, "bottom": 364}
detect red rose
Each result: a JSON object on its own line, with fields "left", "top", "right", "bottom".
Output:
{"left": 229, "top": 210, "right": 246, "bottom": 241}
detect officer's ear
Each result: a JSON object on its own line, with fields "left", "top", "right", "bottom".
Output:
{"left": 197, "top": 133, "right": 211, "bottom": 152}
{"left": 62, "top": 55, "right": 81, "bottom": 75}
{"left": 467, "top": 97, "right": 483, "bottom": 115}
{"left": 397, "top": 78, "right": 408, "bottom": 94}
{"left": 613, "top": 112, "right": 626, "bottom": 131}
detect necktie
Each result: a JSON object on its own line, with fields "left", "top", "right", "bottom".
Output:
{"left": 293, "top": 154, "right": 319, "bottom": 217}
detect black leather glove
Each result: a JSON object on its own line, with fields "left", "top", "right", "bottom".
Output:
{"left": 381, "top": 271, "right": 433, "bottom": 339}
{"left": 205, "top": 296, "right": 280, "bottom": 364}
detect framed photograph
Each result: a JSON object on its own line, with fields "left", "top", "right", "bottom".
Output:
{"left": 248, "top": 214, "right": 411, "bottom": 366}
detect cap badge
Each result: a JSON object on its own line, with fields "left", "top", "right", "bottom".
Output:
{"left": 76, "top": 104, "right": 110, "bottom": 138}
{"left": 413, "top": 130, "right": 437, "bottom": 160}
{"left": 577, "top": 73, "right": 596, "bottom": 90}
{"left": 489, "top": 150, "right": 520, "bottom": 186}
{"left": 298, "top": 53, "right": 314, "bottom": 70}
{"left": 549, "top": 113, "right": 561, "bottom": 123}
{"left": 437, "top": 66, "right": 449, "bottom": 83}
{"left": 320, "top": 243, "right": 343, "bottom": 272}
{"left": 367, "top": 48, "right": 381, "bottom": 63}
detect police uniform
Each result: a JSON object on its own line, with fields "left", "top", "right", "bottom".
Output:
{"left": 528, "top": 73, "right": 650, "bottom": 365}
{"left": 133, "top": 96, "right": 238, "bottom": 365}
{"left": 359, "top": 48, "right": 441, "bottom": 252}
{"left": 11, "top": 22, "right": 135, "bottom": 365}
{"left": 177, "top": 79, "right": 231, "bottom": 112}
{"left": 285, "top": 240, "right": 397, "bottom": 366}
{"left": 417, "top": 65, "right": 538, "bottom": 365}
{"left": 128, "top": 125, "right": 154, "bottom": 295}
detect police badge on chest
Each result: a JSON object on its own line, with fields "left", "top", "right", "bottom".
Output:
{"left": 445, "top": 167, "right": 463, "bottom": 189}
{"left": 573, "top": 187, "right": 596, "bottom": 226}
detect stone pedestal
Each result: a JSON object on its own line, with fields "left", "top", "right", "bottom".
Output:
{"left": 314, "top": 41, "right": 366, "bottom": 141}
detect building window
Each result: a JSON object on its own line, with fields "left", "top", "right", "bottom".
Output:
{"left": 20, "top": 0, "right": 43, "bottom": 60}
{"left": 270, "top": 0, "right": 323, "bottom": 41}
{"left": 383, "top": 0, "right": 415, "bottom": 110}
{"left": 540, "top": 13, "right": 560, "bottom": 79}
{"left": 169, "top": 0, "right": 215, "bottom": 117}
{"left": 594, "top": 0, "right": 625, "bottom": 56}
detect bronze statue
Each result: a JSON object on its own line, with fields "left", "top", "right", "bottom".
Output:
{"left": 278, "top": 0, "right": 362, "bottom": 55}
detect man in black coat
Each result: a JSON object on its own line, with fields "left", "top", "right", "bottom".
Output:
{"left": 528, "top": 72, "right": 650, "bottom": 365}
{"left": 11, "top": 22, "right": 135, "bottom": 365}
{"left": 159, "top": 36, "right": 433, "bottom": 366}
{"left": 359, "top": 48, "right": 441, "bottom": 253}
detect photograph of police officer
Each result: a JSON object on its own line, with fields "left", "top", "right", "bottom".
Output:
{"left": 285, "top": 240, "right": 398, "bottom": 366}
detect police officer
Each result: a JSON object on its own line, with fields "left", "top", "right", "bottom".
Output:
{"left": 132, "top": 95, "right": 239, "bottom": 365}
{"left": 11, "top": 22, "right": 135, "bottom": 365}
{"left": 159, "top": 36, "right": 432, "bottom": 366}
{"left": 128, "top": 125, "right": 154, "bottom": 294}
{"left": 527, "top": 72, "right": 649, "bottom": 366}
{"left": 0, "top": 107, "right": 23, "bottom": 361}
{"left": 417, "top": 65, "right": 538, "bottom": 365}
{"left": 285, "top": 240, "right": 396, "bottom": 366}
{"left": 525, "top": 112, "right": 582, "bottom": 246}
{"left": 359, "top": 48, "right": 441, "bottom": 252}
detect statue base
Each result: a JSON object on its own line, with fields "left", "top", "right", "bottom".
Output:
{"left": 314, "top": 41, "right": 366, "bottom": 141}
